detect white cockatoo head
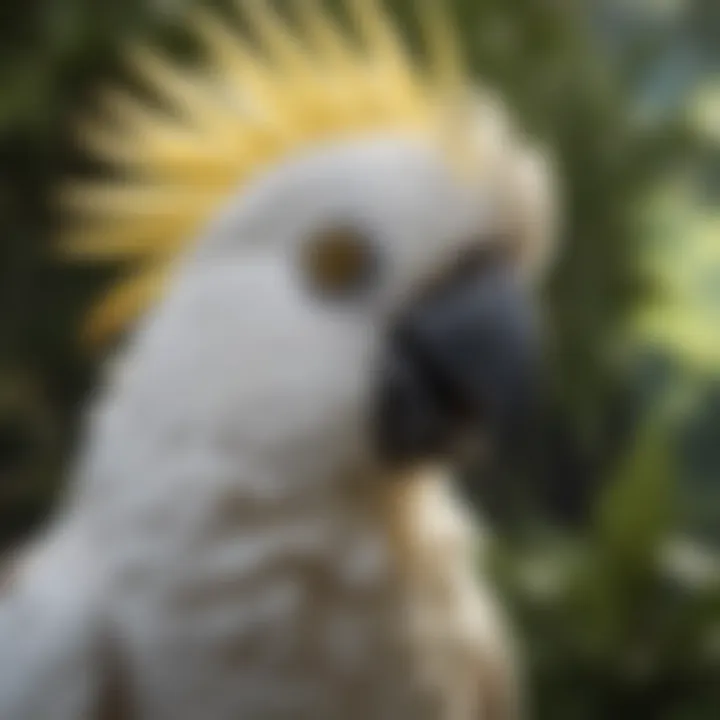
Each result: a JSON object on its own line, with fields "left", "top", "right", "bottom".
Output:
{"left": 63, "top": 0, "right": 558, "bottom": 497}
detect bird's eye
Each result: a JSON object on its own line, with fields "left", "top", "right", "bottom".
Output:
{"left": 301, "top": 226, "right": 378, "bottom": 299}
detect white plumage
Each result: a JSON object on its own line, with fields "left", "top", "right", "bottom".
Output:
{"left": 0, "top": 3, "right": 557, "bottom": 718}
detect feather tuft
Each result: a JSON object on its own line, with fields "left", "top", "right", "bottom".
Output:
{"left": 62, "top": 0, "right": 474, "bottom": 348}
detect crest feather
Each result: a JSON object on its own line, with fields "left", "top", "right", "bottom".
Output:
{"left": 83, "top": 265, "right": 171, "bottom": 349}
{"left": 63, "top": 0, "right": 473, "bottom": 348}
{"left": 238, "top": 0, "right": 309, "bottom": 71}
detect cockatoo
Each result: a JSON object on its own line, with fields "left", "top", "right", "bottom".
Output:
{"left": 0, "top": 1, "right": 557, "bottom": 718}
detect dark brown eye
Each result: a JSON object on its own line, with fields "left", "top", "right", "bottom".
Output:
{"left": 301, "top": 226, "right": 378, "bottom": 298}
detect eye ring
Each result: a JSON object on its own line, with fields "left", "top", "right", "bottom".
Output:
{"left": 300, "top": 225, "right": 379, "bottom": 300}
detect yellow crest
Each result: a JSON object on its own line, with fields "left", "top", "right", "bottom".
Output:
{"left": 62, "top": 0, "right": 473, "bottom": 348}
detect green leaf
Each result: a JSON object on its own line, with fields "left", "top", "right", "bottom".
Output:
{"left": 594, "top": 420, "right": 676, "bottom": 577}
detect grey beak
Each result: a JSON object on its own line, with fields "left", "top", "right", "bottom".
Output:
{"left": 375, "top": 262, "right": 541, "bottom": 466}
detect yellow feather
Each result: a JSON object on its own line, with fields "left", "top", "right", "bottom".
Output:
{"left": 193, "top": 11, "right": 293, "bottom": 128}
{"left": 294, "top": 0, "right": 356, "bottom": 67}
{"left": 79, "top": 131, "right": 245, "bottom": 186}
{"left": 349, "top": 0, "right": 407, "bottom": 73}
{"left": 128, "top": 47, "right": 238, "bottom": 136}
{"left": 236, "top": 0, "right": 309, "bottom": 72}
{"left": 82, "top": 265, "right": 170, "bottom": 349}
{"left": 418, "top": 1, "right": 475, "bottom": 177}
{"left": 97, "top": 88, "right": 188, "bottom": 137}
{"left": 290, "top": 2, "right": 384, "bottom": 131}
{"left": 77, "top": 117, "right": 239, "bottom": 184}
{"left": 348, "top": 0, "right": 424, "bottom": 119}
{"left": 62, "top": 0, "right": 474, "bottom": 349}
{"left": 419, "top": 0, "right": 465, "bottom": 99}
{"left": 60, "top": 217, "right": 195, "bottom": 261}
{"left": 61, "top": 184, "right": 220, "bottom": 218}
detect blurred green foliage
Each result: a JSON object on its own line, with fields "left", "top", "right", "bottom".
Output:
{"left": 0, "top": 0, "right": 718, "bottom": 716}
{"left": 492, "top": 401, "right": 720, "bottom": 718}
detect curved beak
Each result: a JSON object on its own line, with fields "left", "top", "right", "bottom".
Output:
{"left": 375, "top": 262, "right": 541, "bottom": 468}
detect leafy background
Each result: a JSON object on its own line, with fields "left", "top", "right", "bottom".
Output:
{"left": 0, "top": 0, "right": 718, "bottom": 717}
